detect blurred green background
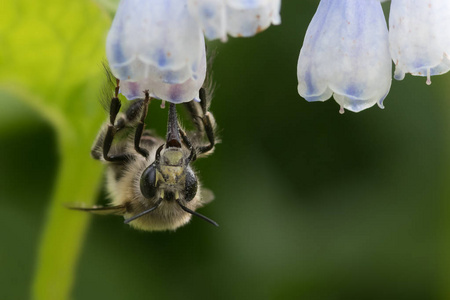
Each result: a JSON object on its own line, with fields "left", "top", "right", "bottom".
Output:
{"left": 2, "top": 1, "right": 450, "bottom": 299}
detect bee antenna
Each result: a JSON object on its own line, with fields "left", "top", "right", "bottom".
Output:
{"left": 176, "top": 199, "right": 219, "bottom": 227}
{"left": 124, "top": 198, "right": 163, "bottom": 224}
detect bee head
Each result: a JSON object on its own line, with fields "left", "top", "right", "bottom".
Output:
{"left": 124, "top": 103, "right": 217, "bottom": 227}
{"left": 139, "top": 145, "right": 198, "bottom": 203}
{"left": 140, "top": 102, "right": 197, "bottom": 202}
{"left": 131, "top": 142, "right": 213, "bottom": 226}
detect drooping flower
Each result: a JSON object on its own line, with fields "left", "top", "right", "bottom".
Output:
{"left": 297, "top": 0, "right": 392, "bottom": 113}
{"left": 187, "top": 0, "right": 281, "bottom": 42}
{"left": 389, "top": 0, "right": 450, "bottom": 85}
{"left": 106, "top": 0, "right": 206, "bottom": 103}
{"left": 106, "top": 0, "right": 281, "bottom": 103}
{"left": 119, "top": 41, "right": 207, "bottom": 103}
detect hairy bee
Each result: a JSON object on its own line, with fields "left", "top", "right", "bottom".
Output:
{"left": 70, "top": 79, "right": 218, "bottom": 231}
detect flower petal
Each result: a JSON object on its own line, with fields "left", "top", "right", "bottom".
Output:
{"left": 188, "top": 0, "right": 228, "bottom": 41}
{"left": 187, "top": 0, "right": 281, "bottom": 41}
{"left": 226, "top": 0, "right": 281, "bottom": 37}
{"left": 106, "top": 0, "right": 205, "bottom": 85}
{"left": 389, "top": 0, "right": 450, "bottom": 83}
{"left": 297, "top": 0, "right": 392, "bottom": 112}
{"left": 120, "top": 38, "right": 207, "bottom": 103}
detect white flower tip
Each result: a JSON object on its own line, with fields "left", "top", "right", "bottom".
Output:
{"left": 339, "top": 106, "right": 345, "bottom": 114}
{"left": 160, "top": 100, "right": 166, "bottom": 109}
{"left": 272, "top": 17, "right": 281, "bottom": 26}
{"left": 334, "top": 92, "right": 389, "bottom": 113}
{"left": 426, "top": 68, "right": 432, "bottom": 85}
{"left": 377, "top": 90, "right": 389, "bottom": 110}
{"left": 194, "top": 96, "right": 201, "bottom": 103}
{"left": 394, "top": 68, "right": 406, "bottom": 81}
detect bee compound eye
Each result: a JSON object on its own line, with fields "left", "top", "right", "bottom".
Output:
{"left": 140, "top": 163, "right": 158, "bottom": 199}
{"left": 184, "top": 168, "right": 198, "bottom": 202}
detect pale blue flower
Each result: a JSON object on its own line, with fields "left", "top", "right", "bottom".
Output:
{"left": 389, "top": 0, "right": 450, "bottom": 85}
{"left": 188, "top": 0, "right": 281, "bottom": 42}
{"left": 106, "top": 0, "right": 281, "bottom": 103}
{"left": 297, "top": 0, "right": 392, "bottom": 113}
{"left": 120, "top": 43, "right": 207, "bottom": 103}
{"left": 106, "top": 0, "right": 206, "bottom": 103}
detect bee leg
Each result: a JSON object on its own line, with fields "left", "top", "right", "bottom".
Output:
{"left": 183, "top": 87, "right": 216, "bottom": 157}
{"left": 91, "top": 78, "right": 127, "bottom": 162}
{"left": 133, "top": 91, "right": 151, "bottom": 158}
{"left": 92, "top": 80, "right": 148, "bottom": 162}
{"left": 66, "top": 203, "right": 127, "bottom": 215}
{"left": 197, "top": 110, "right": 216, "bottom": 156}
{"left": 102, "top": 80, "right": 130, "bottom": 162}
{"left": 102, "top": 104, "right": 128, "bottom": 162}
{"left": 179, "top": 127, "right": 197, "bottom": 162}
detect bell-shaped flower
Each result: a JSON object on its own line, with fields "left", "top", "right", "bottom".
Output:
{"left": 187, "top": 0, "right": 281, "bottom": 41}
{"left": 120, "top": 42, "right": 207, "bottom": 103}
{"left": 389, "top": 0, "right": 450, "bottom": 84}
{"left": 297, "top": 0, "right": 392, "bottom": 113}
{"left": 106, "top": 0, "right": 206, "bottom": 103}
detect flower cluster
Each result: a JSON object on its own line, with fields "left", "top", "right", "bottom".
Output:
{"left": 107, "top": 0, "right": 281, "bottom": 103}
{"left": 297, "top": 0, "right": 450, "bottom": 113}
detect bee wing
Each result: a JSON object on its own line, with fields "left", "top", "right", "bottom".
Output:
{"left": 65, "top": 203, "right": 127, "bottom": 215}
{"left": 200, "top": 188, "right": 215, "bottom": 205}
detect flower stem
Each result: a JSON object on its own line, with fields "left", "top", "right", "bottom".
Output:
{"left": 32, "top": 132, "right": 103, "bottom": 300}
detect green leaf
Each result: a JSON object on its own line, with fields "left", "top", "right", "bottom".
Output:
{"left": 0, "top": 1, "right": 111, "bottom": 299}
{"left": 93, "top": 0, "right": 120, "bottom": 16}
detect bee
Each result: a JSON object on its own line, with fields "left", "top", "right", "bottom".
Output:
{"left": 70, "top": 77, "right": 218, "bottom": 231}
